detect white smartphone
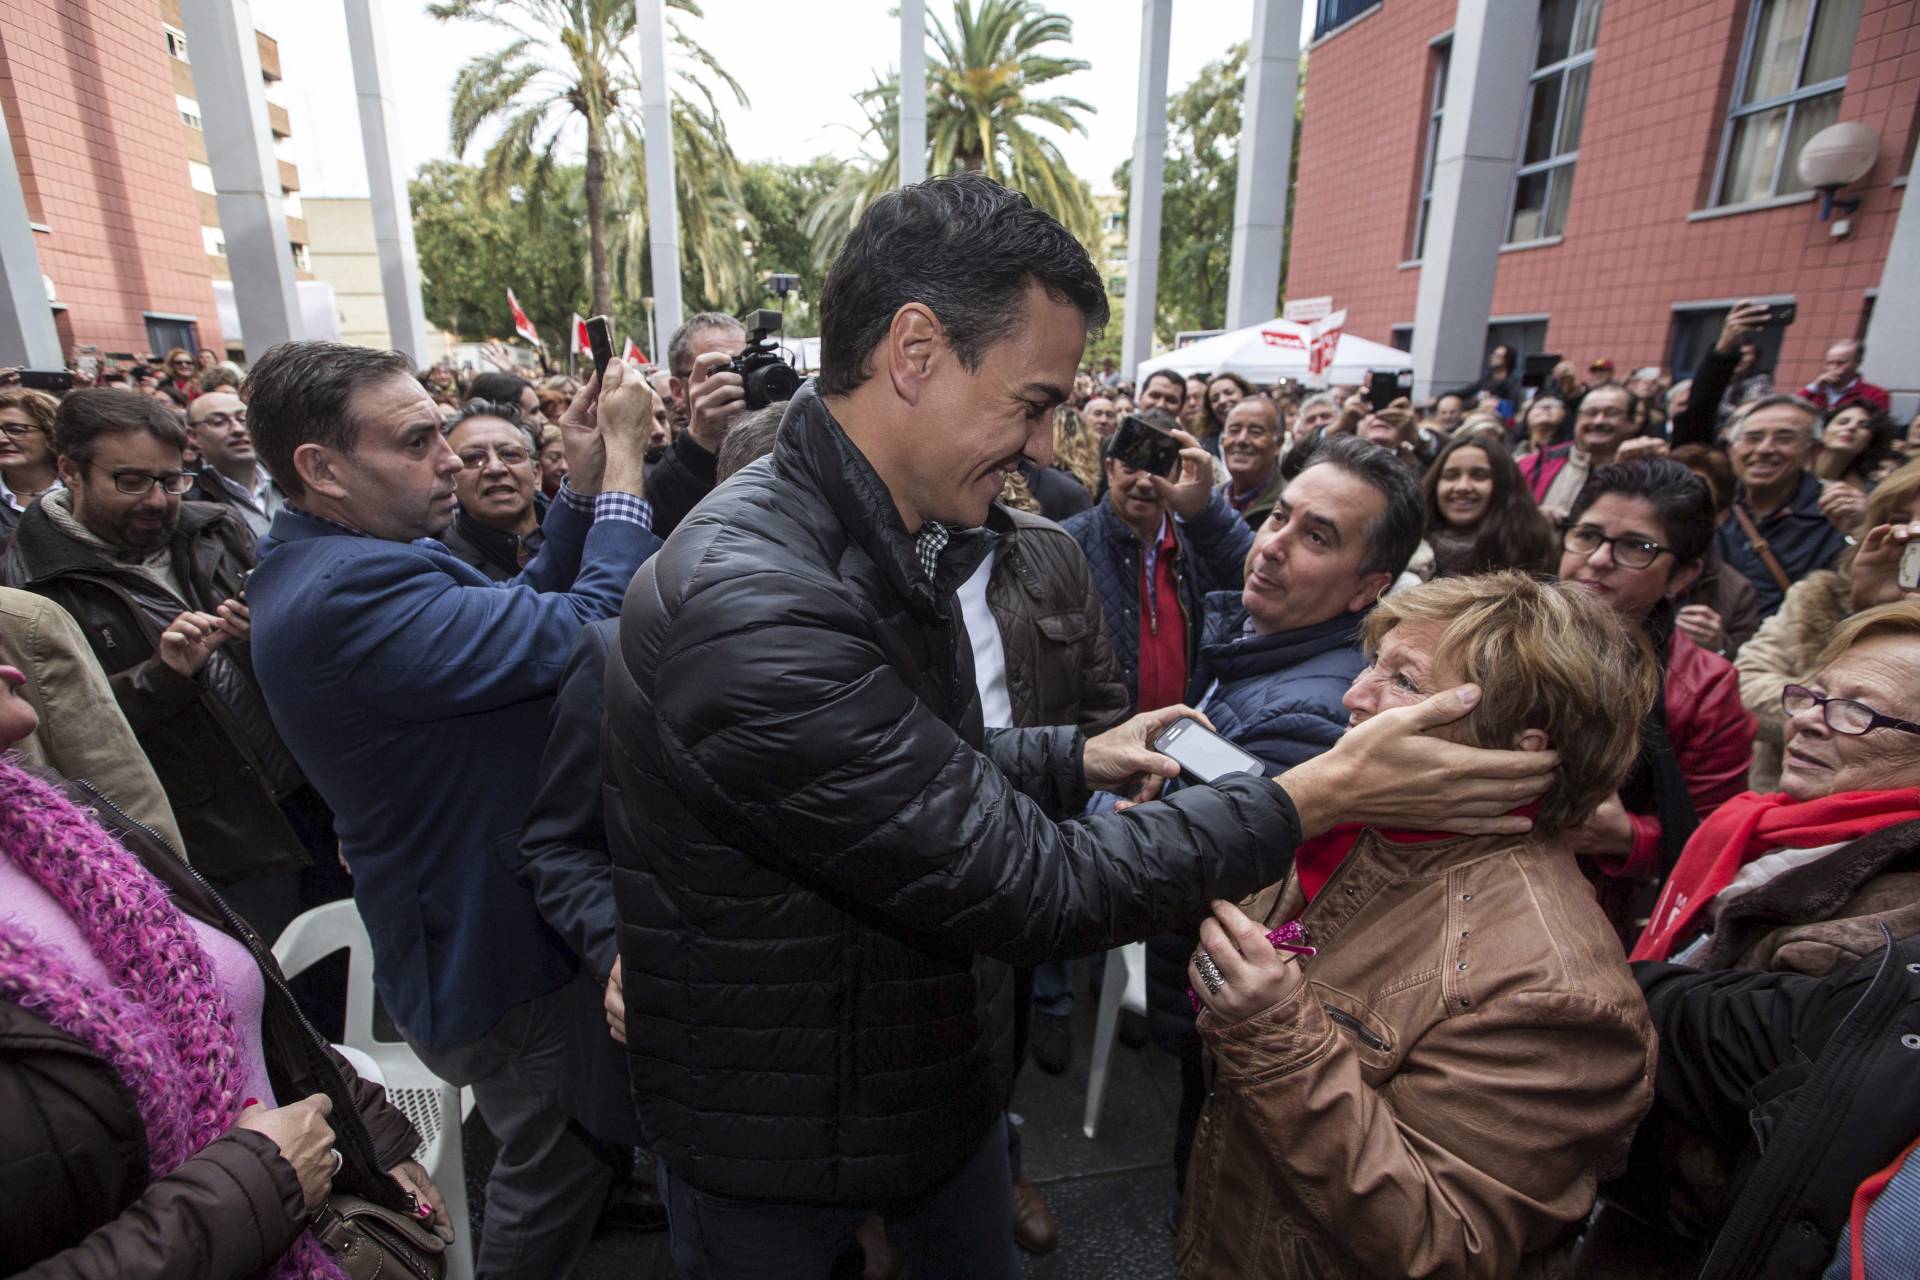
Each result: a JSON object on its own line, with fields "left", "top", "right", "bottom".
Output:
{"left": 1151, "top": 717, "right": 1265, "bottom": 785}
{"left": 1900, "top": 540, "right": 1920, "bottom": 592}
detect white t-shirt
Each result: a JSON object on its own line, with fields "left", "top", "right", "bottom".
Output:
{"left": 956, "top": 548, "right": 1013, "bottom": 731}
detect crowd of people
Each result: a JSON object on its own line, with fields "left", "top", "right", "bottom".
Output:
{"left": 2, "top": 169, "right": 1919, "bottom": 1280}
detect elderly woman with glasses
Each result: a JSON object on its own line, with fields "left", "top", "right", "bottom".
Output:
{"left": 1175, "top": 572, "right": 1659, "bottom": 1279}
{"left": 0, "top": 387, "right": 61, "bottom": 535}
{"left": 1579, "top": 600, "right": 1920, "bottom": 1278}
{"left": 1556, "top": 459, "right": 1758, "bottom": 940}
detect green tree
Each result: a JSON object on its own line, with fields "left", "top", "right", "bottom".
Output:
{"left": 736, "top": 158, "right": 849, "bottom": 337}
{"left": 433, "top": 0, "right": 751, "bottom": 319}
{"left": 1113, "top": 44, "right": 1306, "bottom": 344}
{"left": 410, "top": 159, "right": 590, "bottom": 344}
{"left": 807, "top": 0, "right": 1100, "bottom": 266}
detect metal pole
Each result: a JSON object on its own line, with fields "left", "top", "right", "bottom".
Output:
{"left": 179, "top": 0, "right": 304, "bottom": 359}
{"left": 899, "top": 0, "right": 928, "bottom": 187}
{"left": 344, "top": 0, "right": 430, "bottom": 361}
{"left": 1225, "top": 0, "right": 1302, "bottom": 329}
{"left": 1861, "top": 129, "right": 1920, "bottom": 422}
{"left": 0, "top": 122, "right": 62, "bottom": 368}
{"left": 1121, "top": 0, "right": 1173, "bottom": 380}
{"left": 634, "top": 0, "right": 682, "bottom": 349}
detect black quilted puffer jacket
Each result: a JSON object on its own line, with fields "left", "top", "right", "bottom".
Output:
{"left": 605, "top": 383, "right": 1303, "bottom": 1207}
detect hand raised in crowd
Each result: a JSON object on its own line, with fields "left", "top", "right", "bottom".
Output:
{"left": 1558, "top": 792, "right": 1636, "bottom": 864}
{"left": 157, "top": 609, "right": 231, "bottom": 678}
{"left": 479, "top": 339, "right": 517, "bottom": 373}
{"left": 234, "top": 1093, "right": 337, "bottom": 1211}
{"left": 388, "top": 1157, "right": 456, "bottom": 1244}
{"left": 605, "top": 955, "right": 626, "bottom": 1045}
{"left": 1850, "top": 521, "right": 1920, "bottom": 611}
{"left": 1280, "top": 685, "right": 1559, "bottom": 840}
{"left": 1714, "top": 299, "right": 1771, "bottom": 353}
{"left": 1673, "top": 603, "right": 1728, "bottom": 653}
{"left": 1187, "top": 899, "right": 1305, "bottom": 1024}
{"left": 1150, "top": 427, "right": 1219, "bottom": 518}
{"left": 215, "top": 597, "right": 250, "bottom": 643}
{"left": 686, "top": 350, "right": 747, "bottom": 453}
{"left": 1817, "top": 481, "right": 1868, "bottom": 533}
{"left": 557, "top": 369, "right": 608, "bottom": 495}
{"left": 1082, "top": 703, "right": 1218, "bottom": 803}
{"left": 1615, "top": 436, "right": 1670, "bottom": 463}
{"left": 596, "top": 358, "right": 655, "bottom": 497}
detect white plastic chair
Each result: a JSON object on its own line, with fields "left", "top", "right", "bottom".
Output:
{"left": 1081, "top": 942, "right": 1148, "bottom": 1139}
{"left": 274, "top": 901, "right": 475, "bottom": 1280}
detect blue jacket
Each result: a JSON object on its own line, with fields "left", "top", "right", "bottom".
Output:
{"left": 1060, "top": 493, "right": 1253, "bottom": 710}
{"left": 246, "top": 496, "right": 661, "bottom": 1049}
{"left": 1146, "top": 593, "right": 1367, "bottom": 1052}
{"left": 1715, "top": 471, "right": 1850, "bottom": 620}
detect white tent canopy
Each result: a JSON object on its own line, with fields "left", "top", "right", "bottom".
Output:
{"left": 1136, "top": 317, "right": 1413, "bottom": 387}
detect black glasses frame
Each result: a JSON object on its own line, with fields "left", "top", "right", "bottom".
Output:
{"left": 1559, "top": 523, "right": 1675, "bottom": 570}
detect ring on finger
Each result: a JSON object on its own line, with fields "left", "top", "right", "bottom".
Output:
{"left": 1193, "top": 949, "right": 1227, "bottom": 995}
{"left": 331, "top": 1149, "right": 344, "bottom": 1177}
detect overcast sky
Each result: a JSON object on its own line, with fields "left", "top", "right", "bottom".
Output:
{"left": 251, "top": 0, "right": 1310, "bottom": 202}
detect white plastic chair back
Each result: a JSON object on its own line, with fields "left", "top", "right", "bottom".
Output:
{"left": 273, "top": 900, "right": 475, "bottom": 1280}
{"left": 1081, "top": 942, "right": 1148, "bottom": 1139}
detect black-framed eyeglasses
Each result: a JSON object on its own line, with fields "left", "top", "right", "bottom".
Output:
{"left": 88, "top": 462, "right": 194, "bottom": 496}
{"left": 1782, "top": 684, "right": 1920, "bottom": 738}
{"left": 1559, "top": 523, "right": 1674, "bottom": 570}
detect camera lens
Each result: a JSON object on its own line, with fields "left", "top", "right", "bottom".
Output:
{"left": 746, "top": 360, "right": 802, "bottom": 410}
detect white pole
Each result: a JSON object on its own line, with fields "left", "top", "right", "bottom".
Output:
{"left": 1225, "top": 0, "right": 1302, "bottom": 329}
{"left": 899, "top": 0, "right": 928, "bottom": 186}
{"left": 0, "top": 122, "right": 61, "bottom": 367}
{"left": 344, "top": 0, "right": 430, "bottom": 360}
{"left": 1121, "top": 0, "right": 1172, "bottom": 380}
{"left": 635, "top": 0, "right": 682, "bottom": 347}
{"left": 1861, "top": 129, "right": 1920, "bottom": 422}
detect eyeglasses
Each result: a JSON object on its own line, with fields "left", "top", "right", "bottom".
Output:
{"left": 1560, "top": 523, "right": 1673, "bottom": 570}
{"left": 1577, "top": 406, "right": 1629, "bottom": 422}
{"left": 455, "top": 443, "right": 532, "bottom": 470}
{"left": 195, "top": 410, "right": 247, "bottom": 429}
{"left": 1781, "top": 684, "right": 1920, "bottom": 738}
{"left": 0, "top": 420, "right": 45, "bottom": 439}
{"left": 88, "top": 462, "right": 194, "bottom": 496}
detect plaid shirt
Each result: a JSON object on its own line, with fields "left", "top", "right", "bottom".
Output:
{"left": 293, "top": 481, "right": 653, "bottom": 539}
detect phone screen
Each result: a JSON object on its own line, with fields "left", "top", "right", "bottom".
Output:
{"left": 1109, "top": 414, "right": 1181, "bottom": 478}
{"left": 1900, "top": 541, "right": 1920, "bottom": 592}
{"left": 1152, "top": 717, "right": 1266, "bottom": 785}
{"left": 587, "top": 315, "right": 614, "bottom": 380}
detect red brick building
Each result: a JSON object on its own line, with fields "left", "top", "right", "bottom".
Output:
{"left": 1289, "top": 0, "right": 1918, "bottom": 392}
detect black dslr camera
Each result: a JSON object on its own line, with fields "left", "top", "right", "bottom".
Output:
{"left": 725, "top": 309, "right": 802, "bottom": 410}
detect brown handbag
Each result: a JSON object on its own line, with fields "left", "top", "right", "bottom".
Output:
{"left": 311, "top": 1193, "right": 449, "bottom": 1280}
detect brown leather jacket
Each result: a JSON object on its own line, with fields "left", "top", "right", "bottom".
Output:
{"left": 984, "top": 506, "right": 1129, "bottom": 736}
{"left": 1176, "top": 831, "right": 1657, "bottom": 1279}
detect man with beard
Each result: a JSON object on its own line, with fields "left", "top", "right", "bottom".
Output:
{"left": 0, "top": 390, "right": 330, "bottom": 938}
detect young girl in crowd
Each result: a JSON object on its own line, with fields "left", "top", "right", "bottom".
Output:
{"left": 1420, "top": 435, "right": 1556, "bottom": 579}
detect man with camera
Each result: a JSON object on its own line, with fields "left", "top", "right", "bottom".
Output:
{"left": 604, "top": 174, "right": 1558, "bottom": 1279}
{"left": 648, "top": 312, "right": 747, "bottom": 538}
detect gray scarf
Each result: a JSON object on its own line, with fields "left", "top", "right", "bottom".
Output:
{"left": 42, "top": 489, "right": 185, "bottom": 602}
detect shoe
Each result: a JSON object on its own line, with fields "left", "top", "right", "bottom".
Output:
{"left": 1031, "top": 1011, "right": 1072, "bottom": 1074}
{"left": 1119, "top": 1008, "right": 1150, "bottom": 1048}
{"left": 1011, "top": 1177, "right": 1060, "bottom": 1255}
{"left": 856, "top": 1213, "right": 903, "bottom": 1280}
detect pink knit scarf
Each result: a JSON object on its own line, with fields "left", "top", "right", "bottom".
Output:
{"left": 0, "top": 760, "right": 344, "bottom": 1279}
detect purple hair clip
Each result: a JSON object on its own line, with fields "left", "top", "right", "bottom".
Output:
{"left": 1187, "top": 920, "right": 1316, "bottom": 1011}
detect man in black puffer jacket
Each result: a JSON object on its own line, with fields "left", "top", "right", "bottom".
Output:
{"left": 604, "top": 174, "right": 1561, "bottom": 1278}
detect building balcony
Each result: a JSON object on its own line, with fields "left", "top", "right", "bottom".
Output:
{"left": 285, "top": 215, "right": 309, "bottom": 246}
{"left": 278, "top": 159, "right": 300, "bottom": 192}
{"left": 256, "top": 32, "right": 282, "bottom": 81}
{"left": 268, "top": 101, "right": 291, "bottom": 138}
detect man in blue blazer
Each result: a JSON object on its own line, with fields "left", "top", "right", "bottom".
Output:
{"left": 243, "top": 341, "right": 662, "bottom": 1280}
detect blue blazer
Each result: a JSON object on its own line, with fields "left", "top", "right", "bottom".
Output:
{"left": 247, "top": 496, "right": 661, "bottom": 1049}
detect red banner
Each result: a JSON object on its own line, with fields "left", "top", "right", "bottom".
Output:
{"left": 507, "top": 289, "right": 539, "bottom": 345}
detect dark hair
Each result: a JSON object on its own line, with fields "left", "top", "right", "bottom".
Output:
{"left": 466, "top": 371, "right": 531, "bottom": 406}
{"left": 197, "top": 363, "right": 244, "bottom": 394}
{"left": 1566, "top": 458, "right": 1716, "bottom": 568}
{"left": 153, "top": 384, "right": 190, "bottom": 409}
{"left": 1669, "top": 443, "right": 1734, "bottom": 515}
{"left": 1420, "top": 435, "right": 1556, "bottom": 576}
{"left": 1295, "top": 433, "right": 1425, "bottom": 580}
{"left": 242, "top": 341, "right": 417, "bottom": 499}
{"left": 1823, "top": 403, "right": 1903, "bottom": 479}
{"left": 1139, "top": 368, "right": 1188, "bottom": 406}
{"left": 444, "top": 398, "right": 537, "bottom": 452}
{"left": 817, "top": 173, "right": 1108, "bottom": 398}
{"left": 716, "top": 401, "right": 787, "bottom": 484}
{"left": 51, "top": 388, "right": 189, "bottom": 465}
{"left": 1201, "top": 371, "right": 1253, "bottom": 434}
{"left": 668, "top": 312, "right": 746, "bottom": 376}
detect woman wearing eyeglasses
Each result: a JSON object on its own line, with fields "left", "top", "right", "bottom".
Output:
{"left": 1555, "top": 459, "right": 1758, "bottom": 942}
{"left": 0, "top": 387, "right": 62, "bottom": 537}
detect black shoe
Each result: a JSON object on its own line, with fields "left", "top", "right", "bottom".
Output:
{"left": 1119, "top": 1009, "right": 1149, "bottom": 1048}
{"left": 1031, "top": 1011, "right": 1072, "bottom": 1074}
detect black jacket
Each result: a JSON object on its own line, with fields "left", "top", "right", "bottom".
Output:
{"left": 1019, "top": 462, "right": 1092, "bottom": 523}
{"left": 0, "top": 773, "right": 419, "bottom": 1279}
{"left": 1580, "top": 933, "right": 1920, "bottom": 1280}
{"left": 0, "top": 501, "right": 311, "bottom": 882}
{"left": 644, "top": 429, "right": 718, "bottom": 539}
{"left": 436, "top": 494, "right": 549, "bottom": 583}
{"left": 603, "top": 383, "right": 1303, "bottom": 1205}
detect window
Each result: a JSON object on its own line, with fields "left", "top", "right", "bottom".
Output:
{"left": 202, "top": 226, "right": 227, "bottom": 258}
{"left": 1102, "top": 209, "right": 1125, "bottom": 234}
{"left": 1666, "top": 303, "right": 1790, "bottom": 381}
{"left": 1485, "top": 319, "right": 1550, "bottom": 374}
{"left": 1107, "top": 275, "right": 1126, "bottom": 298}
{"left": 1411, "top": 39, "right": 1452, "bottom": 261}
{"left": 1313, "top": 0, "right": 1381, "bottom": 41}
{"left": 1507, "top": 0, "right": 1602, "bottom": 243}
{"left": 1390, "top": 325, "right": 1414, "bottom": 352}
{"left": 1712, "top": 0, "right": 1862, "bottom": 207}
{"left": 292, "top": 243, "right": 312, "bottom": 273}
{"left": 164, "top": 25, "right": 189, "bottom": 62}
{"left": 188, "top": 161, "right": 215, "bottom": 195}
{"left": 176, "top": 95, "right": 201, "bottom": 131}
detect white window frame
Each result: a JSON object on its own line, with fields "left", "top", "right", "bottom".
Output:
{"left": 164, "top": 25, "right": 189, "bottom": 63}
{"left": 176, "top": 94, "right": 202, "bottom": 131}
{"left": 1504, "top": 0, "right": 1602, "bottom": 246}
{"left": 1411, "top": 36, "right": 1452, "bottom": 262}
{"left": 1708, "top": 0, "right": 1856, "bottom": 208}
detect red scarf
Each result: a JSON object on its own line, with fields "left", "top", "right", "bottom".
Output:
{"left": 1630, "top": 788, "right": 1920, "bottom": 963}
{"left": 1294, "top": 808, "right": 1545, "bottom": 902}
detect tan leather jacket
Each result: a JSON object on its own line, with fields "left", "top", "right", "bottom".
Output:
{"left": 1176, "top": 831, "right": 1657, "bottom": 1279}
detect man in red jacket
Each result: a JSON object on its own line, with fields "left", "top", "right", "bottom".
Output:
{"left": 1801, "top": 339, "right": 1891, "bottom": 414}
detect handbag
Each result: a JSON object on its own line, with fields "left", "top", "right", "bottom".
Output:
{"left": 312, "top": 1193, "right": 449, "bottom": 1280}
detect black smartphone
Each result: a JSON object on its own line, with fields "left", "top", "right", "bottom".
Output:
{"left": 586, "top": 315, "right": 614, "bottom": 381}
{"left": 1109, "top": 413, "right": 1181, "bottom": 479}
{"left": 18, "top": 369, "right": 72, "bottom": 393}
{"left": 1366, "top": 370, "right": 1411, "bottom": 412}
{"left": 1151, "top": 717, "right": 1265, "bottom": 785}
{"left": 1760, "top": 302, "right": 1798, "bottom": 327}
{"left": 1521, "top": 352, "right": 1561, "bottom": 390}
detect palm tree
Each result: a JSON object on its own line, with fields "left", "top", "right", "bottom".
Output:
{"left": 808, "top": 0, "right": 1100, "bottom": 266}
{"left": 434, "top": 0, "right": 750, "bottom": 320}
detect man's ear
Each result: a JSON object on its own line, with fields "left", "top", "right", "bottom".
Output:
{"left": 55, "top": 456, "right": 84, "bottom": 490}
{"left": 292, "top": 443, "right": 351, "bottom": 501}
{"left": 884, "top": 304, "right": 942, "bottom": 408}
{"left": 1345, "top": 571, "right": 1393, "bottom": 615}
{"left": 1513, "top": 728, "right": 1551, "bottom": 753}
